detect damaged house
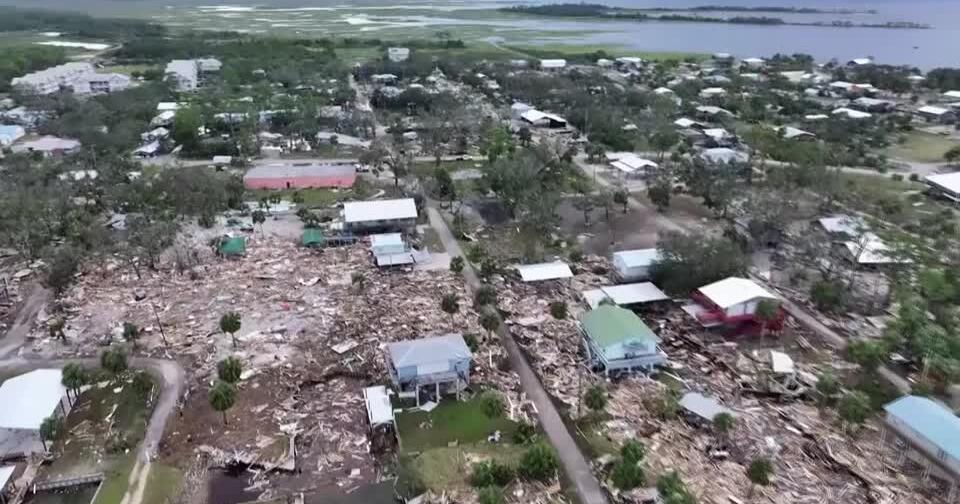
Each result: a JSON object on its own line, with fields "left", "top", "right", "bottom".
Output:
{"left": 682, "top": 277, "right": 783, "bottom": 333}
{"left": 386, "top": 333, "right": 472, "bottom": 406}
{"left": 580, "top": 305, "right": 666, "bottom": 376}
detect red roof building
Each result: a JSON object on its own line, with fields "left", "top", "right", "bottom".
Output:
{"left": 243, "top": 163, "right": 356, "bottom": 190}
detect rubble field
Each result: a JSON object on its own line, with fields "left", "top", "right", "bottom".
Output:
{"left": 38, "top": 234, "right": 521, "bottom": 500}
{"left": 496, "top": 259, "right": 946, "bottom": 504}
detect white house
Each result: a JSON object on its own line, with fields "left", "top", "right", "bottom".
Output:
{"left": 539, "top": 59, "right": 567, "bottom": 70}
{"left": 608, "top": 153, "right": 657, "bottom": 176}
{"left": 699, "top": 87, "right": 727, "bottom": 99}
{"left": 11, "top": 62, "right": 95, "bottom": 95}
{"left": 926, "top": 172, "right": 960, "bottom": 202}
{"left": 612, "top": 248, "right": 659, "bottom": 282}
{"left": 520, "top": 109, "right": 567, "bottom": 128}
{"left": 683, "top": 277, "right": 780, "bottom": 328}
{"left": 0, "top": 369, "right": 70, "bottom": 455}
{"left": 701, "top": 147, "right": 748, "bottom": 164}
{"left": 343, "top": 198, "right": 418, "bottom": 232}
{"left": 916, "top": 105, "right": 957, "bottom": 124}
{"left": 71, "top": 73, "right": 131, "bottom": 94}
{"left": 0, "top": 125, "right": 26, "bottom": 146}
{"left": 165, "top": 58, "right": 222, "bottom": 91}
{"left": 387, "top": 47, "right": 410, "bottom": 62}
{"left": 832, "top": 107, "right": 873, "bottom": 120}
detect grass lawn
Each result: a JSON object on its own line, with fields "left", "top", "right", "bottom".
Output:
{"left": 396, "top": 397, "right": 520, "bottom": 453}
{"left": 412, "top": 443, "right": 527, "bottom": 491}
{"left": 141, "top": 463, "right": 183, "bottom": 504}
{"left": 886, "top": 131, "right": 959, "bottom": 163}
{"left": 91, "top": 454, "right": 136, "bottom": 504}
{"left": 246, "top": 188, "right": 342, "bottom": 208}
{"left": 505, "top": 43, "right": 708, "bottom": 62}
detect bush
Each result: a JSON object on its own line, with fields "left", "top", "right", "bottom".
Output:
{"left": 620, "top": 440, "right": 645, "bottom": 465}
{"left": 480, "top": 392, "right": 505, "bottom": 418}
{"left": 470, "top": 460, "right": 515, "bottom": 487}
{"left": 890, "top": 173, "right": 903, "bottom": 181}
{"left": 810, "top": 279, "right": 845, "bottom": 313}
{"left": 463, "top": 333, "right": 479, "bottom": 352}
{"left": 477, "top": 485, "right": 504, "bottom": 504}
{"left": 908, "top": 173, "right": 919, "bottom": 182}
{"left": 518, "top": 443, "right": 557, "bottom": 481}
{"left": 568, "top": 249, "right": 584, "bottom": 263}
{"left": 131, "top": 371, "right": 154, "bottom": 398}
{"left": 450, "top": 256, "right": 465, "bottom": 273}
{"left": 513, "top": 422, "right": 537, "bottom": 444}
{"left": 395, "top": 456, "right": 426, "bottom": 499}
{"left": 549, "top": 301, "right": 568, "bottom": 319}
{"left": 475, "top": 285, "right": 497, "bottom": 306}
{"left": 610, "top": 460, "right": 645, "bottom": 490}
{"left": 584, "top": 384, "right": 607, "bottom": 412}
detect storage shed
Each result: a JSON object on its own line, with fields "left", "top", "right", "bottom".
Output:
{"left": 612, "top": 249, "right": 659, "bottom": 281}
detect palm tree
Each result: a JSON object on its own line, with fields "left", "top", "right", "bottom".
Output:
{"left": 217, "top": 356, "right": 243, "bottom": 384}
{"left": 61, "top": 363, "right": 88, "bottom": 403}
{"left": 220, "top": 312, "right": 242, "bottom": 348}
{"left": 440, "top": 293, "right": 459, "bottom": 327}
{"left": 712, "top": 412, "right": 735, "bottom": 447}
{"left": 100, "top": 348, "right": 128, "bottom": 381}
{"left": 754, "top": 299, "right": 780, "bottom": 341}
{"left": 208, "top": 381, "right": 237, "bottom": 425}
{"left": 39, "top": 415, "right": 63, "bottom": 452}
{"left": 746, "top": 457, "right": 774, "bottom": 497}
{"left": 122, "top": 322, "right": 140, "bottom": 350}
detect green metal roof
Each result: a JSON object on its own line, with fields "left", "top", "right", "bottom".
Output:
{"left": 580, "top": 305, "right": 658, "bottom": 348}
{"left": 301, "top": 229, "right": 324, "bottom": 247}
{"left": 219, "top": 236, "right": 246, "bottom": 256}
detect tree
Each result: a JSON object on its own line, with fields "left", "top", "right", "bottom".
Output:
{"left": 837, "top": 390, "right": 872, "bottom": 432}
{"left": 517, "top": 126, "right": 533, "bottom": 147}
{"left": 39, "top": 415, "right": 63, "bottom": 452}
{"left": 815, "top": 371, "right": 840, "bottom": 411}
{"left": 61, "top": 363, "right": 87, "bottom": 402}
{"left": 449, "top": 256, "right": 464, "bottom": 274}
{"left": 620, "top": 439, "right": 645, "bottom": 465}
{"left": 549, "top": 300, "right": 568, "bottom": 319}
{"left": 746, "top": 457, "right": 774, "bottom": 496}
{"left": 122, "top": 322, "right": 140, "bottom": 350}
{"left": 46, "top": 245, "right": 80, "bottom": 297}
{"left": 613, "top": 187, "right": 629, "bottom": 213}
{"left": 479, "top": 308, "right": 500, "bottom": 336}
{"left": 172, "top": 105, "right": 202, "bottom": 148}
{"left": 252, "top": 209, "right": 266, "bottom": 235}
{"left": 584, "top": 384, "right": 607, "bottom": 413}
{"left": 208, "top": 380, "right": 237, "bottom": 425}
{"left": 480, "top": 392, "right": 506, "bottom": 418}
{"left": 649, "top": 129, "right": 679, "bottom": 161}
{"left": 217, "top": 356, "right": 243, "bottom": 384}
{"left": 810, "top": 279, "right": 846, "bottom": 313}
{"left": 650, "top": 388, "right": 680, "bottom": 420}
{"left": 433, "top": 166, "right": 457, "bottom": 206}
{"left": 440, "top": 293, "right": 459, "bottom": 326}
{"left": 650, "top": 232, "right": 748, "bottom": 296}
{"left": 647, "top": 177, "right": 672, "bottom": 212}
{"left": 220, "top": 311, "right": 242, "bottom": 348}
{"left": 48, "top": 317, "right": 67, "bottom": 343}
{"left": 100, "top": 347, "right": 128, "bottom": 379}
{"left": 657, "top": 471, "right": 696, "bottom": 504}
{"left": 754, "top": 300, "right": 780, "bottom": 340}
{"left": 711, "top": 412, "right": 735, "bottom": 446}
{"left": 474, "top": 284, "right": 497, "bottom": 307}
{"left": 944, "top": 145, "right": 960, "bottom": 164}
{"left": 610, "top": 458, "right": 645, "bottom": 490}
{"left": 846, "top": 339, "right": 886, "bottom": 372}
{"left": 518, "top": 442, "right": 557, "bottom": 481}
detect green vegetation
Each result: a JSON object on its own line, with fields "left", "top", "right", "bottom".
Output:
{"left": 886, "top": 131, "right": 959, "bottom": 163}
{"left": 396, "top": 397, "right": 520, "bottom": 453}
{"left": 92, "top": 454, "right": 137, "bottom": 504}
{"left": 142, "top": 463, "right": 183, "bottom": 504}
{"left": 650, "top": 232, "right": 748, "bottom": 296}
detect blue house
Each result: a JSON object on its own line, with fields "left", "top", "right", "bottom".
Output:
{"left": 386, "top": 333, "right": 472, "bottom": 405}
{"left": 883, "top": 395, "right": 960, "bottom": 491}
{"left": 579, "top": 305, "right": 665, "bottom": 376}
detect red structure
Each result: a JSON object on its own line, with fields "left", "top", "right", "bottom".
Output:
{"left": 243, "top": 163, "right": 356, "bottom": 190}
{"left": 682, "top": 277, "right": 785, "bottom": 335}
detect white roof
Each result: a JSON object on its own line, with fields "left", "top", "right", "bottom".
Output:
{"left": 804, "top": 114, "right": 829, "bottom": 121}
{"left": 701, "top": 148, "right": 748, "bottom": 164}
{"left": 583, "top": 283, "right": 669, "bottom": 308}
{"left": 363, "top": 386, "right": 394, "bottom": 426}
{"left": 610, "top": 153, "right": 657, "bottom": 173}
{"left": 854, "top": 97, "right": 892, "bottom": 107}
{"left": 818, "top": 215, "right": 867, "bottom": 236}
{"left": 613, "top": 249, "right": 659, "bottom": 268}
{"left": 780, "top": 126, "right": 814, "bottom": 139}
{"left": 832, "top": 107, "right": 872, "bottom": 119}
{"left": 343, "top": 198, "right": 417, "bottom": 223}
{"left": 0, "top": 369, "right": 65, "bottom": 430}
{"left": 653, "top": 87, "right": 675, "bottom": 95}
{"left": 156, "top": 102, "right": 179, "bottom": 111}
{"left": 696, "top": 105, "right": 732, "bottom": 116}
{"left": 540, "top": 59, "right": 567, "bottom": 68}
{"left": 698, "top": 277, "right": 777, "bottom": 308}
{"left": 742, "top": 57, "right": 764, "bottom": 65}
{"left": 515, "top": 261, "right": 573, "bottom": 282}
{"left": 699, "top": 88, "right": 726, "bottom": 97}
{"left": 926, "top": 172, "right": 960, "bottom": 195}
{"left": 616, "top": 56, "right": 643, "bottom": 64}
{"left": 680, "top": 392, "right": 733, "bottom": 421}
{"left": 0, "top": 465, "right": 13, "bottom": 489}
{"left": 944, "top": 91, "right": 960, "bottom": 100}
{"left": 850, "top": 57, "right": 874, "bottom": 65}
{"left": 918, "top": 105, "right": 950, "bottom": 116}
{"left": 11, "top": 136, "right": 80, "bottom": 153}
{"left": 674, "top": 117, "right": 699, "bottom": 128}
{"left": 844, "top": 233, "right": 906, "bottom": 264}
{"left": 703, "top": 128, "right": 731, "bottom": 140}
{"left": 521, "top": 109, "right": 566, "bottom": 124}
{"left": 770, "top": 350, "right": 795, "bottom": 374}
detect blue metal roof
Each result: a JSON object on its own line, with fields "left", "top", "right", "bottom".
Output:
{"left": 884, "top": 395, "right": 960, "bottom": 461}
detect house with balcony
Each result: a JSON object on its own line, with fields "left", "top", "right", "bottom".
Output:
{"left": 386, "top": 334, "right": 472, "bottom": 406}
{"left": 580, "top": 305, "right": 665, "bottom": 376}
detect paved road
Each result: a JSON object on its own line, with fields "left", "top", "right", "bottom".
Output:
{"left": 0, "top": 284, "right": 49, "bottom": 358}
{"left": 426, "top": 206, "right": 609, "bottom": 504}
